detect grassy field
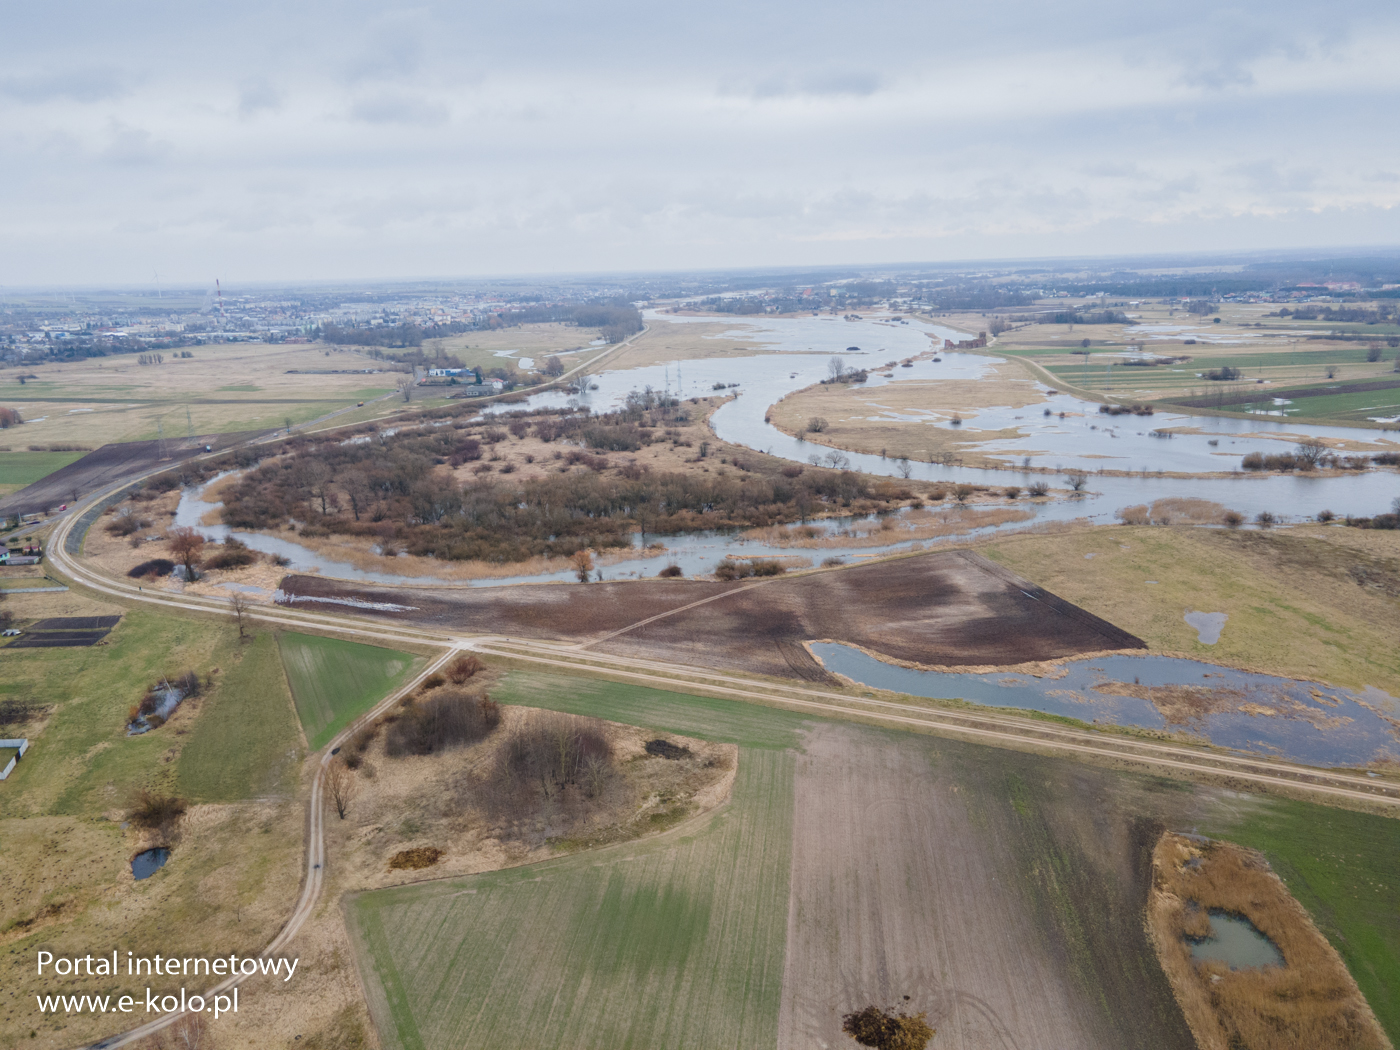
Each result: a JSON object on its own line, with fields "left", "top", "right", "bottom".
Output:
{"left": 0, "top": 607, "right": 308, "bottom": 1049}
{"left": 0, "top": 607, "right": 245, "bottom": 815}
{"left": 984, "top": 524, "right": 1400, "bottom": 698}
{"left": 349, "top": 747, "right": 795, "bottom": 1050}
{"left": 277, "top": 632, "right": 420, "bottom": 749}
{"left": 1199, "top": 800, "right": 1400, "bottom": 1044}
{"left": 0, "top": 341, "right": 397, "bottom": 448}
{"left": 0, "top": 449, "right": 87, "bottom": 498}
{"left": 348, "top": 670, "right": 1400, "bottom": 1049}
{"left": 177, "top": 631, "right": 303, "bottom": 801}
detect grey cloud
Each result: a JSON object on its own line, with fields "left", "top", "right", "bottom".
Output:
{"left": 747, "top": 69, "right": 882, "bottom": 100}
{"left": 0, "top": 67, "right": 132, "bottom": 104}
{"left": 238, "top": 79, "right": 284, "bottom": 116}
{"left": 348, "top": 92, "right": 449, "bottom": 126}
{"left": 101, "top": 124, "right": 172, "bottom": 166}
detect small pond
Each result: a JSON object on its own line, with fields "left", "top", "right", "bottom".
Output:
{"left": 132, "top": 847, "right": 169, "bottom": 881}
{"left": 808, "top": 644, "right": 1400, "bottom": 768}
{"left": 1188, "top": 910, "right": 1285, "bottom": 970}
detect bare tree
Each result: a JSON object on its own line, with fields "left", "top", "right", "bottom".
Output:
{"left": 896, "top": 456, "right": 912, "bottom": 480}
{"left": 570, "top": 549, "right": 594, "bottom": 583}
{"left": 398, "top": 374, "right": 416, "bottom": 402}
{"left": 1295, "top": 438, "right": 1327, "bottom": 470}
{"left": 341, "top": 469, "right": 370, "bottom": 521}
{"left": 325, "top": 759, "right": 357, "bottom": 820}
{"left": 166, "top": 527, "right": 205, "bottom": 580}
{"left": 228, "top": 592, "right": 249, "bottom": 638}
{"left": 1065, "top": 470, "right": 1089, "bottom": 493}
{"left": 827, "top": 356, "right": 846, "bottom": 381}
{"left": 806, "top": 416, "right": 829, "bottom": 433}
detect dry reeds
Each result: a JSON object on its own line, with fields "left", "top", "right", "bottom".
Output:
{"left": 1147, "top": 831, "right": 1389, "bottom": 1050}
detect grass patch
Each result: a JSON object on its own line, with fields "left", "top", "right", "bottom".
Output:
{"left": 348, "top": 746, "right": 794, "bottom": 1050}
{"left": 177, "top": 631, "right": 302, "bottom": 801}
{"left": 1198, "top": 800, "right": 1400, "bottom": 1045}
{"left": 0, "top": 449, "right": 87, "bottom": 489}
{"left": 984, "top": 525, "right": 1400, "bottom": 698}
{"left": 277, "top": 632, "right": 420, "bottom": 750}
{"left": 490, "top": 670, "right": 808, "bottom": 751}
{"left": 0, "top": 608, "right": 246, "bottom": 817}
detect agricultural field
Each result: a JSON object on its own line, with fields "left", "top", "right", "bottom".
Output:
{"left": 982, "top": 523, "right": 1400, "bottom": 700}
{"left": 978, "top": 298, "right": 1400, "bottom": 424}
{"left": 422, "top": 321, "right": 619, "bottom": 373}
{"left": 277, "top": 631, "right": 421, "bottom": 749}
{"left": 0, "top": 607, "right": 306, "bottom": 1050}
{"left": 349, "top": 671, "right": 1400, "bottom": 1049}
{"left": 0, "top": 340, "right": 397, "bottom": 449}
{"left": 0, "top": 450, "right": 87, "bottom": 499}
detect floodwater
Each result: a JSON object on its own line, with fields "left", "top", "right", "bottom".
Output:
{"left": 1187, "top": 911, "right": 1285, "bottom": 970}
{"left": 808, "top": 643, "right": 1400, "bottom": 768}
{"left": 168, "top": 311, "right": 1400, "bottom": 589}
{"left": 490, "top": 311, "right": 1400, "bottom": 521}
{"left": 131, "top": 848, "right": 169, "bottom": 881}
{"left": 1184, "top": 611, "right": 1228, "bottom": 645}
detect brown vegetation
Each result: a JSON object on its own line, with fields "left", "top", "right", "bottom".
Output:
{"left": 326, "top": 760, "right": 358, "bottom": 820}
{"left": 1147, "top": 832, "right": 1388, "bottom": 1050}
{"left": 382, "top": 687, "right": 501, "bottom": 757}
{"left": 387, "top": 847, "right": 444, "bottom": 871}
{"left": 126, "top": 790, "right": 188, "bottom": 831}
{"left": 841, "top": 1006, "right": 935, "bottom": 1050}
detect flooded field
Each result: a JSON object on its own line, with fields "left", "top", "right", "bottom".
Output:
{"left": 809, "top": 644, "right": 1400, "bottom": 768}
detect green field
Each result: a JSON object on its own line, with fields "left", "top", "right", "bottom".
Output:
{"left": 177, "top": 631, "right": 303, "bottom": 801}
{"left": 1200, "top": 800, "right": 1400, "bottom": 1042}
{"left": 0, "top": 611, "right": 310, "bottom": 815}
{"left": 349, "top": 695, "right": 795, "bottom": 1050}
{"left": 277, "top": 632, "right": 420, "bottom": 749}
{"left": 349, "top": 672, "right": 1400, "bottom": 1048}
{"left": 0, "top": 449, "right": 87, "bottom": 493}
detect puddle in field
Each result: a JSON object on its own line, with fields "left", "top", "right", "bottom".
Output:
{"left": 807, "top": 644, "right": 1400, "bottom": 767}
{"left": 1185, "top": 611, "right": 1228, "bottom": 644}
{"left": 1187, "top": 911, "right": 1284, "bottom": 970}
{"left": 131, "top": 848, "right": 169, "bottom": 880}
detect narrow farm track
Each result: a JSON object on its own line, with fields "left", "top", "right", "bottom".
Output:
{"left": 40, "top": 474, "right": 1399, "bottom": 1048}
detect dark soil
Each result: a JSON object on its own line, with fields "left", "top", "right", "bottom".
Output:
{"left": 644, "top": 739, "right": 692, "bottom": 760}
{"left": 0, "top": 431, "right": 266, "bottom": 517}
{"left": 278, "top": 549, "right": 1144, "bottom": 680}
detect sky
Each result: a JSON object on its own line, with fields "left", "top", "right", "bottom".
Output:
{"left": 2, "top": 0, "right": 1399, "bottom": 286}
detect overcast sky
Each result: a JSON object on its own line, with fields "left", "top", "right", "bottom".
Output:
{"left": 3, "top": 0, "right": 1399, "bottom": 286}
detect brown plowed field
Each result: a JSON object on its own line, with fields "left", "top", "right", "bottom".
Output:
{"left": 0, "top": 431, "right": 266, "bottom": 517}
{"left": 278, "top": 549, "right": 1143, "bottom": 679}
{"left": 779, "top": 722, "right": 1197, "bottom": 1050}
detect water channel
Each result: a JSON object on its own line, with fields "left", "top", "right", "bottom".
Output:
{"left": 172, "top": 311, "right": 1400, "bottom": 589}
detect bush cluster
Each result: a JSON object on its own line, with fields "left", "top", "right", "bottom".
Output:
{"left": 713, "top": 558, "right": 786, "bottom": 580}
{"left": 383, "top": 688, "right": 501, "bottom": 757}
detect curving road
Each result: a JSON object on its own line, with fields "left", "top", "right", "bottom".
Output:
{"left": 41, "top": 450, "right": 1398, "bottom": 1048}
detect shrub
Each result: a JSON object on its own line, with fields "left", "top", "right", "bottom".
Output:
{"left": 806, "top": 417, "right": 828, "bottom": 433}
{"left": 714, "top": 558, "right": 786, "bottom": 580}
{"left": 388, "top": 847, "right": 444, "bottom": 870}
{"left": 781, "top": 464, "right": 804, "bottom": 478}
{"left": 128, "top": 559, "right": 175, "bottom": 579}
{"left": 1256, "top": 511, "right": 1277, "bottom": 528}
{"left": 383, "top": 689, "right": 500, "bottom": 756}
{"left": 841, "top": 1005, "right": 935, "bottom": 1050}
{"left": 1004, "top": 486, "right": 1020, "bottom": 499}
{"left": 127, "top": 790, "right": 187, "bottom": 830}
{"left": 657, "top": 564, "right": 684, "bottom": 577}
{"left": 446, "top": 654, "right": 483, "bottom": 684}
{"left": 1223, "top": 510, "right": 1245, "bottom": 528}
{"left": 201, "top": 537, "right": 256, "bottom": 570}
{"left": 1317, "top": 509, "right": 1335, "bottom": 523}
{"left": 1116, "top": 505, "right": 1150, "bottom": 526}
{"left": 822, "top": 556, "right": 845, "bottom": 567}
{"left": 952, "top": 484, "right": 975, "bottom": 503}
{"left": 105, "top": 513, "right": 151, "bottom": 537}
{"left": 495, "top": 712, "right": 612, "bottom": 799}
{"left": 1028, "top": 481, "right": 1049, "bottom": 497}
{"left": 419, "top": 673, "right": 446, "bottom": 692}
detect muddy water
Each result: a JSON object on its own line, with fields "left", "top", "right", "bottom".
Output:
{"left": 1188, "top": 911, "right": 1285, "bottom": 969}
{"left": 809, "top": 644, "right": 1400, "bottom": 768}
{"left": 490, "top": 312, "right": 1400, "bottom": 521}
